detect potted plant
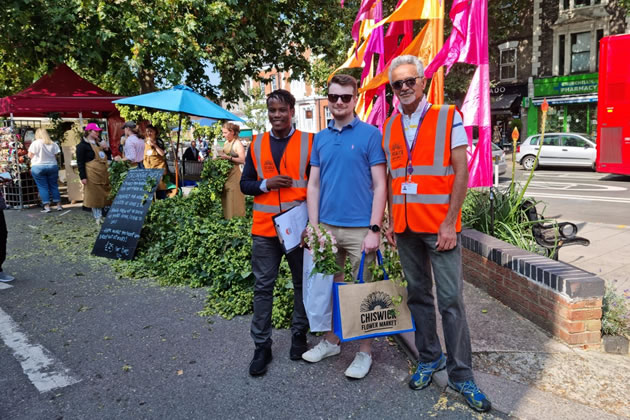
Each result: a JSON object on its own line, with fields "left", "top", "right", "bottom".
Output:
{"left": 601, "top": 284, "right": 630, "bottom": 355}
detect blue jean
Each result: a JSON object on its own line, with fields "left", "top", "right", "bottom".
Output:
{"left": 31, "top": 164, "right": 61, "bottom": 205}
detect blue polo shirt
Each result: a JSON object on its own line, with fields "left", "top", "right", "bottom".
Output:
{"left": 311, "top": 117, "right": 386, "bottom": 227}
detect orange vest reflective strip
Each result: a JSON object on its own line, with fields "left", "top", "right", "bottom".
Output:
{"left": 383, "top": 105, "right": 461, "bottom": 234}
{"left": 250, "top": 130, "right": 312, "bottom": 237}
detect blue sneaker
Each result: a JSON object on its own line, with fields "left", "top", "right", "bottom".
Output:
{"left": 408, "top": 353, "right": 447, "bottom": 390}
{"left": 447, "top": 379, "right": 492, "bottom": 412}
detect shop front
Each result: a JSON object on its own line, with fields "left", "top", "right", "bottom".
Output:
{"left": 527, "top": 73, "right": 598, "bottom": 137}
{"left": 491, "top": 83, "right": 527, "bottom": 145}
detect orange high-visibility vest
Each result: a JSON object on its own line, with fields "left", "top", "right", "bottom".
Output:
{"left": 250, "top": 130, "right": 313, "bottom": 237}
{"left": 382, "top": 105, "right": 461, "bottom": 234}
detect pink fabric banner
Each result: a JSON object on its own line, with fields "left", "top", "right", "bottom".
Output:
{"left": 424, "top": 0, "right": 491, "bottom": 187}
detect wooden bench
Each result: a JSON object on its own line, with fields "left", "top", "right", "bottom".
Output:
{"left": 520, "top": 200, "right": 590, "bottom": 260}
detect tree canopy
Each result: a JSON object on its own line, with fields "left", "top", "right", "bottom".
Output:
{"left": 0, "top": 0, "right": 358, "bottom": 102}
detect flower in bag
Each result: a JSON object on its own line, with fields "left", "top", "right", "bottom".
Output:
{"left": 304, "top": 223, "right": 342, "bottom": 276}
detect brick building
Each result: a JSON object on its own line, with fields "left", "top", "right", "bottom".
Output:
{"left": 527, "top": 0, "right": 630, "bottom": 136}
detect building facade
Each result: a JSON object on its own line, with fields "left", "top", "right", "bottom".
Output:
{"left": 234, "top": 59, "right": 331, "bottom": 136}
{"left": 489, "top": 8, "right": 534, "bottom": 144}
{"left": 528, "top": 0, "right": 629, "bottom": 136}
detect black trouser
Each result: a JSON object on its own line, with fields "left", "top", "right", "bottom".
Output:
{"left": 250, "top": 235, "right": 308, "bottom": 346}
{"left": 0, "top": 210, "right": 7, "bottom": 272}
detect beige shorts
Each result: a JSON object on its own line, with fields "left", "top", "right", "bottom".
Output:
{"left": 321, "top": 223, "right": 375, "bottom": 284}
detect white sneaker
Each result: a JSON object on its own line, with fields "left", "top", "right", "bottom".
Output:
{"left": 344, "top": 352, "right": 372, "bottom": 379}
{"left": 0, "top": 272, "right": 15, "bottom": 282}
{"left": 302, "top": 339, "right": 341, "bottom": 363}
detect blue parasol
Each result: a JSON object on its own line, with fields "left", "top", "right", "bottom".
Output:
{"left": 113, "top": 85, "right": 244, "bottom": 190}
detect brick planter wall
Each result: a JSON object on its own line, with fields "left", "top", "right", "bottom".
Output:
{"left": 461, "top": 229, "right": 605, "bottom": 349}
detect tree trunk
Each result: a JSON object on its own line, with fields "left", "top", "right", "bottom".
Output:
{"left": 138, "top": 56, "right": 156, "bottom": 93}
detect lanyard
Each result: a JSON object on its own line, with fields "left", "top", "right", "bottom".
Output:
{"left": 402, "top": 102, "right": 431, "bottom": 180}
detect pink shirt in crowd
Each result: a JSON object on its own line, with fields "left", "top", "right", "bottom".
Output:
{"left": 123, "top": 134, "right": 145, "bottom": 163}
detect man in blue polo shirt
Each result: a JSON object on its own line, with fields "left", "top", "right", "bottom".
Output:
{"left": 301, "top": 74, "right": 387, "bottom": 379}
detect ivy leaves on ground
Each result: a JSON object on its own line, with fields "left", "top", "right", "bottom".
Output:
{"left": 112, "top": 157, "right": 295, "bottom": 328}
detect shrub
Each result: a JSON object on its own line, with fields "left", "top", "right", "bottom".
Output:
{"left": 601, "top": 284, "right": 630, "bottom": 337}
{"left": 113, "top": 158, "right": 294, "bottom": 328}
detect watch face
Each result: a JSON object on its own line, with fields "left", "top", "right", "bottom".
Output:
{"left": 370, "top": 225, "right": 380, "bottom": 233}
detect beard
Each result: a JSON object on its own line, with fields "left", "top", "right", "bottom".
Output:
{"left": 398, "top": 93, "right": 417, "bottom": 105}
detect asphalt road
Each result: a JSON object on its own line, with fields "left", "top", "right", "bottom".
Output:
{"left": 499, "top": 160, "right": 630, "bottom": 226}
{"left": 0, "top": 209, "right": 497, "bottom": 420}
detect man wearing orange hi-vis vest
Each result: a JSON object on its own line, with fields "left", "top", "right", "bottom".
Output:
{"left": 382, "top": 56, "right": 491, "bottom": 413}
{"left": 240, "top": 89, "right": 313, "bottom": 377}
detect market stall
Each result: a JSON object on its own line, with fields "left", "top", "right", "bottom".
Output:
{"left": 0, "top": 64, "right": 125, "bottom": 206}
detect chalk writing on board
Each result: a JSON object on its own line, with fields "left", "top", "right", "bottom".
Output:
{"left": 92, "top": 168, "right": 163, "bottom": 260}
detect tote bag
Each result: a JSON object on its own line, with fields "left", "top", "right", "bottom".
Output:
{"left": 302, "top": 249, "right": 334, "bottom": 332}
{"left": 332, "top": 250, "right": 415, "bottom": 342}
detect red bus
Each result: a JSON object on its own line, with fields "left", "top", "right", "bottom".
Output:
{"left": 596, "top": 34, "right": 630, "bottom": 176}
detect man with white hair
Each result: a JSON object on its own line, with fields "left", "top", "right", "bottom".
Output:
{"left": 382, "top": 55, "right": 491, "bottom": 413}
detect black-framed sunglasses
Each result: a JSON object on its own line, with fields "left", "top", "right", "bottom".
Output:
{"left": 327, "top": 94, "right": 354, "bottom": 103}
{"left": 391, "top": 76, "right": 423, "bottom": 91}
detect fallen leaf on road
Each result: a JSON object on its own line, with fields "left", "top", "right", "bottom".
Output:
{"left": 481, "top": 309, "right": 488, "bottom": 314}
{"left": 177, "top": 370, "right": 183, "bottom": 376}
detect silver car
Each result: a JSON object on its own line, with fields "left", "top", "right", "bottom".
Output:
{"left": 470, "top": 140, "right": 507, "bottom": 176}
{"left": 516, "top": 133, "right": 596, "bottom": 170}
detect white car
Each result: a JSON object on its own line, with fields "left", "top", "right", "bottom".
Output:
{"left": 516, "top": 133, "right": 597, "bottom": 170}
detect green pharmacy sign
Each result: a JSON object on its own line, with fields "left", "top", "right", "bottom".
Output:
{"left": 534, "top": 73, "right": 598, "bottom": 97}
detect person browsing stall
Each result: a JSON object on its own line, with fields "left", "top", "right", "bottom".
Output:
{"left": 382, "top": 55, "right": 491, "bottom": 413}
{"left": 240, "top": 89, "right": 313, "bottom": 376}
{"left": 28, "top": 128, "right": 63, "bottom": 212}
{"left": 115, "top": 121, "right": 144, "bottom": 168}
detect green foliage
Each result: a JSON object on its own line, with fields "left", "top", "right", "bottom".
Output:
{"left": 0, "top": 0, "right": 367, "bottom": 103}
{"left": 601, "top": 284, "right": 630, "bottom": 337}
{"left": 113, "top": 157, "right": 295, "bottom": 328}
{"left": 192, "top": 121, "right": 222, "bottom": 143}
{"left": 108, "top": 160, "right": 132, "bottom": 199}
{"left": 462, "top": 188, "right": 541, "bottom": 254}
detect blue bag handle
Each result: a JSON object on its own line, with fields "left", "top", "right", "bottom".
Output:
{"left": 356, "top": 250, "right": 389, "bottom": 284}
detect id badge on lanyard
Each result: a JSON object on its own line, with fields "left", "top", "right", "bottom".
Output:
{"left": 402, "top": 102, "right": 430, "bottom": 195}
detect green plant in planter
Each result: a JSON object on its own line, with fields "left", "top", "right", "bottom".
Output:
{"left": 601, "top": 284, "right": 630, "bottom": 337}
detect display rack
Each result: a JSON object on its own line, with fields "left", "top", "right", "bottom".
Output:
{"left": 0, "top": 124, "right": 40, "bottom": 208}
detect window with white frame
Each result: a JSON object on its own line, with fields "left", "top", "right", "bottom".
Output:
{"left": 571, "top": 31, "right": 591, "bottom": 73}
{"left": 561, "top": 0, "right": 603, "bottom": 10}
{"left": 324, "top": 106, "right": 333, "bottom": 125}
{"left": 498, "top": 41, "right": 518, "bottom": 81}
{"left": 270, "top": 76, "right": 277, "bottom": 91}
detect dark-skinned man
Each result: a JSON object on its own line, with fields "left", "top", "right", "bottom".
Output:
{"left": 240, "top": 89, "right": 313, "bottom": 376}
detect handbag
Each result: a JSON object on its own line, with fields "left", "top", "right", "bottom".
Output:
{"left": 332, "top": 250, "right": 415, "bottom": 342}
{"left": 302, "top": 249, "right": 334, "bottom": 332}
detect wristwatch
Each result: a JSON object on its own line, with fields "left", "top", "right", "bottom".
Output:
{"left": 368, "top": 224, "right": 380, "bottom": 233}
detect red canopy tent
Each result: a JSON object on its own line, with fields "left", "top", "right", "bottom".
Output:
{"left": 0, "top": 64, "right": 126, "bottom": 154}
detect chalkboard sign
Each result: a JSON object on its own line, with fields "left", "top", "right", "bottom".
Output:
{"left": 92, "top": 168, "right": 163, "bottom": 260}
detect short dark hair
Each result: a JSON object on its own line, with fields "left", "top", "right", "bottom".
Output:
{"left": 266, "top": 89, "right": 296, "bottom": 109}
{"left": 329, "top": 74, "right": 358, "bottom": 96}
{"left": 146, "top": 124, "right": 159, "bottom": 136}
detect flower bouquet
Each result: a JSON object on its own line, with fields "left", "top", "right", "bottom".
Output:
{"left": 303, "top": 223, "right": 342, "bottom": 275}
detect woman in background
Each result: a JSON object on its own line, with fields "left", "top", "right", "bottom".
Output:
{"left": 28, "top": 128, "right": 62, "bottom": 212}
{"left": 143, "top": 125, "right": 169, "bottom": 198}
{"left": 217, "top": 122, "right": 245, "bottom": 219}
{"left": 76, "top": 123, "right": 111, "bottom": 224}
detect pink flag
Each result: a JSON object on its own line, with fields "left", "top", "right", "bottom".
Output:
{"left": 424, "top": 0, "right": 491, "bottom": 187}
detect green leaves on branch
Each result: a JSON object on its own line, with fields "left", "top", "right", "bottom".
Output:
{"left": 112, "top": 157, "right": 296, "bottom": 328}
